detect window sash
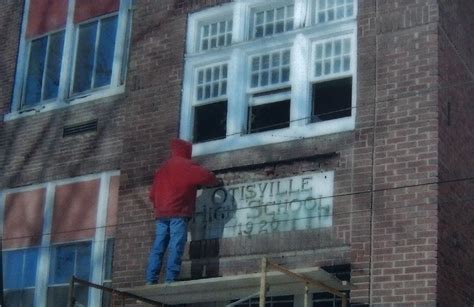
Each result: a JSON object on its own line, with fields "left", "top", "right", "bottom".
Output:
{"left": 48, "top": 241, "right": 92, "bottom": 285}
{"left": 199, "top": 18, "right": 233, "bottom": 51}
{"left": 249, "top": 49, "right": 291, "bottom": 91}
{"left": 194, "top": 63, "right": 229, "bottom": 104}
{"left": 22, "top": 30, "right": 65, "bottom": 108}
{"left": 314, "top": 0, "right": 355, "bottom": 24}
{"left": 251, "top": 3, "right": 295, "bottom": 39}
{"left": 71, "top": 14, "right": 119, "bottom": 96}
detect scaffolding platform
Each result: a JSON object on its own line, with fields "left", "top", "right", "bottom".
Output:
{"left": 122, "top": 264, "right": 351, "bottom": 305}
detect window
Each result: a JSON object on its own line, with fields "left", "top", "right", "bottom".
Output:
{"left": 181, "top": 0, "right": 357, "bottom": 155}
{"left": 47, "top": 241, "right": 92, "bottom": 306}
{"left": 3, "top": 248, "right": 38, "bottom": 307}
{"left": 312, "top": 292, "right": 350, "bottom": 307}
{"left": 193, "top": 63, "right": 229, "bottom": 143}
{"left": 9, "top": 0, "right": 132, "bottom": 117}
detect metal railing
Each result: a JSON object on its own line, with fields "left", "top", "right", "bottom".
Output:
{"left": 67, "top": 276, "right": 164, "bottom": 307}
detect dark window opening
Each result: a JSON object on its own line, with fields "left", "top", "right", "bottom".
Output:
{"left": 232, "top": 295, "right": 293, "bottom": 306}
{"left": 248, "top": 100, "right": 290, "bottom": 133}
{"left": 193, "top": 101, "right": 227, "bottom": 143}
{"left": 313, "top": 264, "right": 351, "bottom": 307}
{"left": 312, "top": 77, "right": 352, "bottom": 122}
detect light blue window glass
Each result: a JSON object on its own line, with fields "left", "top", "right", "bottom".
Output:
{"left": 44, "top": 31, "right": 65, "bottom": 100}
{"left": 4, "top": 248, "right": 39, "bottom": 289}
{"left": 73, "top": 15, "right": 119, "bottom": 94}
{"left": 94, "top": 16, "right": 118, "bottom": 88}
{"left": 73, "top": 22, "right": 98, "bottom": 94}
{"left": 24, "top": 37, "right": 47, "bottom": 106}
{"left": 24, "top": 31, "right": 65, "bottom": 107}
{"left": 49, "top": 241, "right": 92, "bottom": 285}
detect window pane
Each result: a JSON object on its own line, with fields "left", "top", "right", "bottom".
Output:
{"left": 193, "top": 101, "right": 227, "bottom": 143}
{"left": 73, "top": 21, "right": 98, "bottom": 94}
{"left": 5, "top": 289, "right": 35, "bottom": 307}
{"left": 313, "top": 38, "right": 351, "bottom": 78}
{"left": 43, "top": 31, "right": 65, "bottom": 100}
{"left": 196, "top": 64, "right": 228, "bottom": 101}
{"left": 24, "top": 248, "right": 39, "bottom": 287}
{"left": 248, "top": 100, "right": 290, "bottom": 133}
{"left": 315, "top": 0, "right": 355, "bottom": 24}
{"left": 252, "top": 5, "right": 294, "bottom": 38}
{"left": 199, "top": 18, "right": 233, "bottom": 51}
{"left": 24, "top": 36, "right": 48, "bottom": 106}
{"left": 4, "top": 250, "right": 24, "bottom": 289}
{"left": 47, "top": 284, "right": 89, "bottom": 307}
{"left": 104, "top": 239, "right": 115, "bottom": 280}
{"left": 312, "top": 77, "right": 352, "bottom": 122}
{"left": 94, "top": 16, "right": 118, "bottom": 88}
{"left": 50, "top": 244, "right": 76, "bottom": 284}
{"left": 76, "top": 242, "right": 92, "bottom": 280}
{"left": 250, "top": 49, "right": 291, "bottom": 89}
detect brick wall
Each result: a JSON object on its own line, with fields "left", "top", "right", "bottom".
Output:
{"left": 0, "top": 1, "right": 126, "bottom": 188}
{"left": 437, "top": 0, "right": 474, "bottom": 305}
{"left": 369, "top": 0, "right": 439, "bottom": 305}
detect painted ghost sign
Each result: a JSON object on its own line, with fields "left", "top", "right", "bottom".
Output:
{"left": 190, "top": 171, "right": 334, "bottom": 240}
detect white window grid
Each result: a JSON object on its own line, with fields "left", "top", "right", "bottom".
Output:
{"left": 314, "top": 0, "right": 354, "bottom": 24}
{"left": 199, "top": 19, "right": 233, "bottom": 51}
{"left": 7, "top": 0, "right": 132, "bottom": 120}
{"left": 312, "top": 36, "right": 352, "bottom": 80}
{"left": 195, "top": 63, "right": 228, "bottom": 103}
{"left": 249, "top": 48, "right": 291, "bottom": 90}
{"left": 252, "top": 3, "right": 295, "bottom": 38}
{"left": 181, "top": 1, "right": 357, "bottom": 155}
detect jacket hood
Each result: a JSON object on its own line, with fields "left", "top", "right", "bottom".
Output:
{"left": 170, "top": 138, "right": 192, "bottom": 159}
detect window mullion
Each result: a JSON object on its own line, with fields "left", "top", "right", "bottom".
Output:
{"left": 11, "top": 0, "right": 32, "bottom": 111}
{"left": 232, "top": 2, "right": 247, "bottom": 43}
{"left": 90, "top": 20, "right": 101, "bottom": 90}
{"left": 111, "top": 0, "right": 132, "bottom": 87}
{"left": 34, "top": 182, "right": 55, "bottom": 307}
{"left": 89, "top": 173, "right": 112, "bottom": 307}
{"left": 293, "top": 0, "right": 309, "bottom": 28}
{"left": 58, "top": 0, "right": 76, "bottom": 101}
{"left": 180, "top": 60, "right": 195, "bottom": 141}
{"left": 39, "top": 35, "right": 52, "bottom": 102}
{"left": 290, "top": 34, "right": 310, "bottom": 128}
{"left": 227, "top": 48, "right": 246, "bottom": 137}
{"left": 19, "top": 41, "right": 34, "bottom": 109}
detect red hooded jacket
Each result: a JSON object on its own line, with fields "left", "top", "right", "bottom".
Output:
{"left": 149, "top": 139, "right": 218, "bottom": 218}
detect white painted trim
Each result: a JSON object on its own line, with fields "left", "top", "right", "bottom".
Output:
{"left": 89, "top": 173, "right": 112, "bottom": 307}
{"left": 181, "top": 1, "right": 357, "bottom": 156}
{"left": 34, "top": 182, "right": 55, "bottom": 307}
{"left": 112, "top": 0, "right": 132, "bottom": 87}
{"left": 58, "top": 0, "right": 76, "bottom": 103}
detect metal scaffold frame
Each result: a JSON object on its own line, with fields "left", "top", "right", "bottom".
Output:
{"left": 68, "top": 257, "right": 349, "bottom": 306}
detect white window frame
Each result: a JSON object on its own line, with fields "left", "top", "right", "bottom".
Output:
{"left": 5, "top": 0, "right": 133, "bottom": 121}
{"left": 0, "top": 171, "right": 119, "bottom": 307}
{"left": 180, "top": 0, "right": 357, "bottom": 156}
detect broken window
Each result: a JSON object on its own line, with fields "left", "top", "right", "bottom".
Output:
{"left": 312, "top": 77, "right": 352, "bottom": 122}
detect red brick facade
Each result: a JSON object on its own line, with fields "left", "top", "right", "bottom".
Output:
{"left": 0, "top": 0, "right": 473, "bottom": 306}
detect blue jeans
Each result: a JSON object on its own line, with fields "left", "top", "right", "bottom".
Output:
{"left": 146, "top": 218, "right": 188, "bottom": 283}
